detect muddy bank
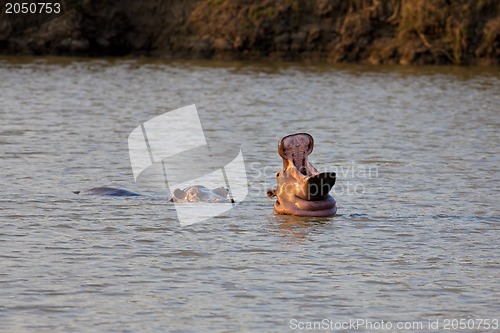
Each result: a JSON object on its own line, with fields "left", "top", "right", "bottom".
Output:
{"left": 1, "top": 0, "right": 499, "bottom": 65}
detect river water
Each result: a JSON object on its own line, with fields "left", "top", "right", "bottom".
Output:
{"left": 0, "top": 56, "right": 499, "bottom": 332}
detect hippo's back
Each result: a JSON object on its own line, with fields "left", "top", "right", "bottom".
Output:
{"left": 74, "top": 187, "right": 141, "bottom": 197}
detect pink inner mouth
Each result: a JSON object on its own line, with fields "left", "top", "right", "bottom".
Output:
{"left": 280, "top": 133, "right": 314, "bottom": 176}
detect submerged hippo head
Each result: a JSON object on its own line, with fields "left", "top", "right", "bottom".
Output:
{"left": 268, "top": 133, "right": 337, "bottom": 217}
{"left": 170, "top": 185, "right": 234, "bottom": 203}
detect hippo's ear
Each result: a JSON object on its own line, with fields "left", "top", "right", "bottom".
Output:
{"left": 172, "top": 188, "right": 186, "bottom": 201}
{"left": 212, "top": 187, "right": 228, "bottom": 198}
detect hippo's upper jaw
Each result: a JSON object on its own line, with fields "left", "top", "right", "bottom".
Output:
{"left": 270, "top": 133, "right": 337, "bottom": 217}
{"left": 278, "top": 133, "right": 317, "bottom": 177}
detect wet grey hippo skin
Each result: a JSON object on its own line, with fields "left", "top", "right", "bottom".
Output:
{"left": 267, "top": 133, "right": 337, "bottom": 217}
{"left": 73, "top": 187, "right": 141, "bottom": 197}
{"left": 74, "top": 186, "right": 233, "bottom": 203}
{"left": 170, "top": 186, "right": 234, "bottom": 203}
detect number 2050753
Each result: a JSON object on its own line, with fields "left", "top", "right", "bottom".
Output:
{"left": 5, "top": 2, "right": 61, "bottom": 14}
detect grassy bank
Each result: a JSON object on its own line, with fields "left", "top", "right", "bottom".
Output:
{"left": 0, "top": 0, "right": 498, "bottom": 65}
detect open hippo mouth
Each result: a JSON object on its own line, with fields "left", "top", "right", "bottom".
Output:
{"left": 269, "top": 133, "right": 337, "bottom": 217}
{"left": 279, "top": 133, "right": 314, "bottom": 176}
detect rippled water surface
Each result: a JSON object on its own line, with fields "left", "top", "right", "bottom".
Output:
{"left": 1, "top": 56, "right": 499, "bottom": 332}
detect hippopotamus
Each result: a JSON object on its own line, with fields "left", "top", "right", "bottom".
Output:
{"left": 73, "top": 187, "right": 141, "bottom": 196}
{"left": 267, "top": 133, "right": 337, "bottom": 217}
{"left": 170, "top": 186, "right": 234, "bottom": 203}
{"left": 74, "top": 185, "right": 233, "bottom": 203}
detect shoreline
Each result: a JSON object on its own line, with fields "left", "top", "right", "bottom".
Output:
{"left": 2, "top": 54, "right": 500, "bottom": 75}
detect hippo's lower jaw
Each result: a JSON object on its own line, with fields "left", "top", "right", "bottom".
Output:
{"left": 274, "top": 194, "right": 337, "bottom": 217}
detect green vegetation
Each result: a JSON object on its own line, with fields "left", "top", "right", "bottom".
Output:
{"left": 249, "top": 4, "right": 275, "bottom": 26}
